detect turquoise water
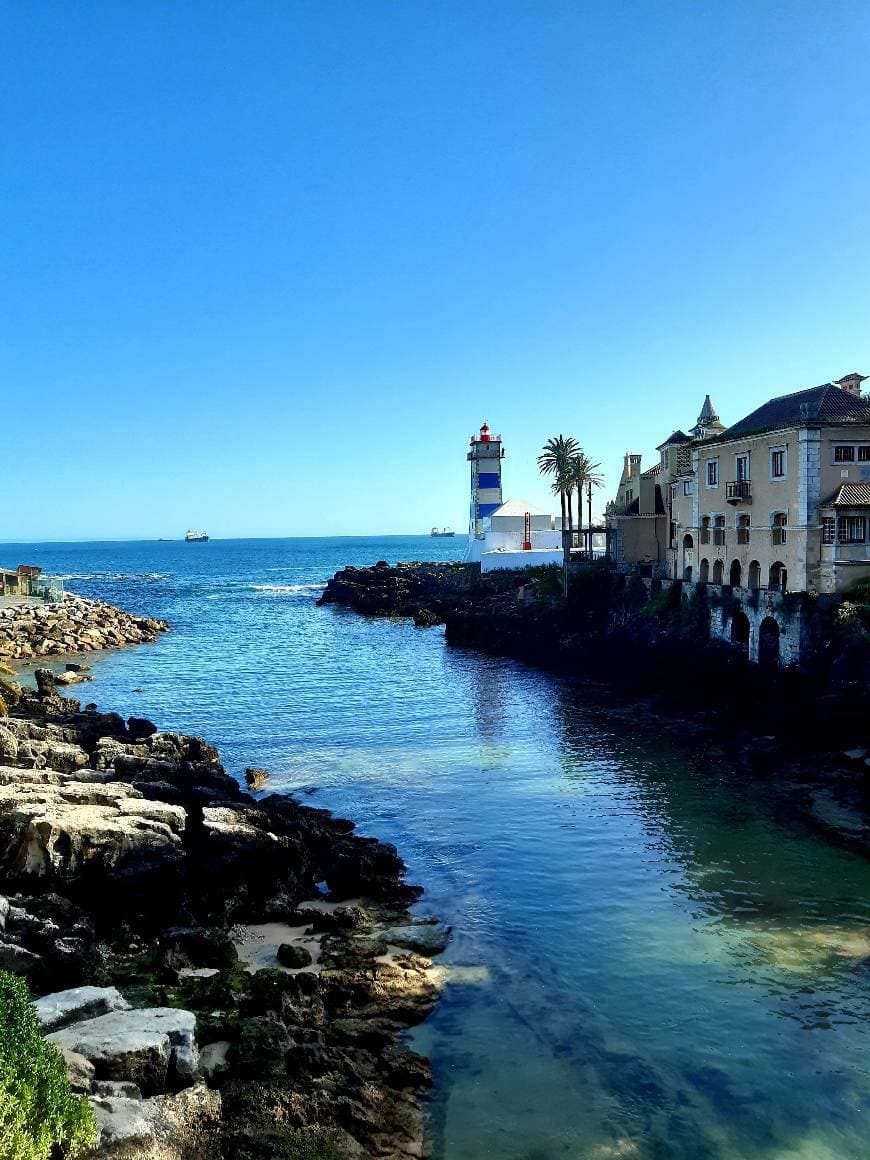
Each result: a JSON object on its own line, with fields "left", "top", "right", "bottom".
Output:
{"left": 3, "top": 537, "right": 869, "bottom": 1159}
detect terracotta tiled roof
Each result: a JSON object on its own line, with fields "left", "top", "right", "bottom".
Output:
{"left": 831, "top": 482, "right": 870, "bottom": 508}
{"left": 641, "top": 463, "right": 662, "bottom": 477}
{"left": 724, "top": 383, "right": 870, "bottom": 439}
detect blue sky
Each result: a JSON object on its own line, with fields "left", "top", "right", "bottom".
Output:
{"left": 3, "top": 1, "right": 869, "bottom": 540}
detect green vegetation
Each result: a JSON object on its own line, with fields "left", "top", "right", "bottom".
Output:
{"left": 537, "top": 436, "right": 603, "bottom": 531}
{"left": 0, "top": 662, "right": 20, "bottom": 717}
{"left": 0, "top": 971, "right": 97, "bottom": 1160}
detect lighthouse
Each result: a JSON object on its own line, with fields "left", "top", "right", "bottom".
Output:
{"left": 466, "top": 422, "right": 504, "bottom": 562}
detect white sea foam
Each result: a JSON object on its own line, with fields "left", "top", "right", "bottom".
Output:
{"left": 60, "top": 572, "right": 170, "bottom": 582}
{"left": 249, "top": 582, "right": 327, "bottom": 594}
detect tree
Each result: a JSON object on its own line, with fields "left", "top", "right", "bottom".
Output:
{"left": 0, "top": 971, "right": 97, "bottom": 1160}
{"left": 566, "top": 452, "right": 604, "bottom": 532}
{"left": 537, "top": 435, "right": 579, "bottom": 530}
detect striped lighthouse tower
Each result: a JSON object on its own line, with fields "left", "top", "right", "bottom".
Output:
{"left": 466, "top": 422, "right": 504, "bottom": 562}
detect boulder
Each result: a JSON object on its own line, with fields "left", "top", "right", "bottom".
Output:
{"left": 47, "top": 1007, "right": 198, "bottom": 1096}
{"left": 89, "top": 1083, "right": 221, "bottom": 1159}
{"left": 244, "top": 768, "right": 270, "bottom": 792}
{"left": 276, "top": 943, "right": 313, "bottom": 969}
{"left": 59, "top": 1047, "right": 95, "bottom": 1093}
{"left": 35, "top": 985, "right": 131, "bottom": 1032}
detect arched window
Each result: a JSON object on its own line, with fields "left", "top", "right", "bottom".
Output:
{"left": 737, "top": 513, "right": 750, "bottom": 545}
{"left": 758, "top": 617, "right": 781, "bottom": 666}
{"left": 712, "top": 559, "right": 724, "bottom": 584}
{"left": 730, "top": 610, "right": 750, "bottom": 657}
{"left": 699, "top": 558, "right": 710, "bottom": 583}
{"left": 748, "top": 560, "right": 761, "bottom": 589}
{"left": 729, "top": 559, "right": 742, "bottom": 587}
{"left": 769, "top": 562, "right": 787, "bottom": 592}
{"left": 683, "top": 533, "right": 694, "bottom": 549}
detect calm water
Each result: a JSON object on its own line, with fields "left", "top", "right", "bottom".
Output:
{"left": 4, "top": 537, "right": 869, "bottom": 1159}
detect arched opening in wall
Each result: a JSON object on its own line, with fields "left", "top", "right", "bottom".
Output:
{"left": 730, "top": 610, "right": 750, "bottom": 657}
{"left": 729, "top": 559, "right": 742, "bottom": 587}
{"left": 758, "top": 617, "right": 781, "bottom": 667}
{"left": 748, "top": 560, "right": 761, "bottom": 589}
{"left": 682, "top": 534, "right": 694, "bottom": 581}
{"left": 699, "top": 558, "right": 709, "bottom": 583}
{"left": 769, "top": 562, "right": 787, "bottom": 592}
{"left": 712, "top": 560, "right": 724, "bottom": 585}
{"left": 737, "top": 513, "right": 750, "bottom": 545}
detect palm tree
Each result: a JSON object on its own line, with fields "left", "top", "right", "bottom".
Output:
{"left": 566, "top": 452, "right": 604, "bottom": 533}
{"left": 0, "top": 661, "right": 20, "bottom": 717}
{"left": 537, "top": 435, "right": 579, "bottom": 530}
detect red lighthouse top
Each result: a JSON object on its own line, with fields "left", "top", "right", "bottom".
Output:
{"left": 479, "top": 422, "right": 491, "bottom": 442}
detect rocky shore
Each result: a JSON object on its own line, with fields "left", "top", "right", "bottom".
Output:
{"left": 1, "top": 672, "right": 446, "bottom": 1159}
{"left": 0, "top": 595, "right": 168, "bottom": 661}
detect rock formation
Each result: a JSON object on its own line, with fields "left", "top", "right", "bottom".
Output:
{"left": 0, "top": 679, "right": 446, "bottom": 1159}
{"left": 0, "top": 595, "right": 168, "bottom": 661}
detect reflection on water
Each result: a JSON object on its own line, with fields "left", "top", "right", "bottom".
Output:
{"left": 5, "top": 537, "right": 869, "bottom": 1159}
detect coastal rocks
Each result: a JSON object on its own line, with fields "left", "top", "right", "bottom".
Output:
{"left": 89, "top": 1082, "right": 221, "bottom": 1159}
{"left": 35, "top": 985, "right": 131, "bottom": 1032}
{"left": 0, "top": 688, "right": 444, "bottom": 1159}
{"left": 0, "top": 770, "right": 187, "bottom": 887}
{"left": 319, "top": 561, "right": 479, "bottom": 622}
{"left": 47, "top": 1007, "right": 198, "bottom": 1095}
{"left": 0, "top": 595, "right": 168, "bottom": 662}
{"left": 244, "top": 766, "right": 270, "bottom": 791}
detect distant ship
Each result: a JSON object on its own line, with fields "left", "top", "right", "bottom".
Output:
{"left": 430, "top": 527, "right": 455, "bottom": 538}
{"left": 185, "top": 530, "right": 209, "bottom": 542}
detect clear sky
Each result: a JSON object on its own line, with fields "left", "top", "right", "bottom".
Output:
{"left": 3, "top": 1, "right": 869, "bottom": 540}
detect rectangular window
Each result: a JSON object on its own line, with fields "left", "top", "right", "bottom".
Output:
{"left": 736, "top": 454, "right": 750, "bottom": 481}
{"left": 839, "top": 516, "right": 867, "bottom": 543}
{"left": 771, "top": 448, "right": 786, "bottom": 479}
{"left": 822, "top": 517, "right": 836, "bottom": 545}
{"left": 683, "top": 480, "right": 693, "bottom": 496}
{"left": 834, "top": 446, "right": 855, "bottom": 463}
{"left": 706, "top": 460, "right": 719, "bottom": 487}
{"left": 859, "top": 446, "right": 870, "bottom": 462}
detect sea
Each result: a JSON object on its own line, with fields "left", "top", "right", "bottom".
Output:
{"left": 3, "top": 535, "right": 869, "bottom": 1160}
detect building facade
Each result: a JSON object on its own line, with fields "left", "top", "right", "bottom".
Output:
{"left": 606, "top": 372, "right": 870, "bottom": 664}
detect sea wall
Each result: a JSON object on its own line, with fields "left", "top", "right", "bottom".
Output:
{"left": 0, "top": 673, "right": 445, "bottom": 1159}
{"left": 0, "top": 595, "right": 168, "bottom": 660}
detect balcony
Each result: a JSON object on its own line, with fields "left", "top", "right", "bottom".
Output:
{"left": 726, "top": 480, "right": 751, "bottom": 504}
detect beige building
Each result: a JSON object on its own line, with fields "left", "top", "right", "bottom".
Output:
{"left": 682, "top": 373, "right": 870, "bottom": 594}
{"left": 607, "top": 395, "right": 725, "bottom": 576}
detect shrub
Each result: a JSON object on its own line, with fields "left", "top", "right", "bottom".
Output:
{"left": 0, "top": 971, "right": 97, "bottom": 1160}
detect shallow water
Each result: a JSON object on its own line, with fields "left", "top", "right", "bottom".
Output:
{"left": 4, "top": 537, "right": 869, "bottom": 1158}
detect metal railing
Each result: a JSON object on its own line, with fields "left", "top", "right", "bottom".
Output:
{"left": 726, "top": 480, "right": 751, "bottom": 502}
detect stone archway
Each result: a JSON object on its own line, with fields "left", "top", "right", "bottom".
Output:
{"left": 758, "top": 617, "right": 781, "bottom": 666}
{"left": 682, "top": 533, "right": 694, "bottom": 581}
{"left": 712, "top": 560, "right": 724, "bottom": 585}
{"left": 699, "top": 558, "right": 709, "bottom": 583}
{"left": 769, "top": 562, "right": 787, "bottom": 592}
{"left": 748, "top": 560, "right": 761, "bottom": 589}
{"left": 729, "top": 559, "right": 742, "bottom": 587}
{"left": 730, "top": 610, "right": 750, "bottom": 657}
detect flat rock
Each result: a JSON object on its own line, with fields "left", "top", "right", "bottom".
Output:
{"left": 47, "top": 1007, "right": 198, "bottom": 1096}
{"left": 59, "top": 1047, "right": 95, "bottom": 1093}
{"left": 35, "top": 985, "right": 131, "bottom": 1032}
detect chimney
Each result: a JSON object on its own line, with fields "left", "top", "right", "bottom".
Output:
{"left": 835, "top": 372, "right": 866, "bottom": 396}
{"left": 628, "top": 454, "right": 642, "bottom": 479}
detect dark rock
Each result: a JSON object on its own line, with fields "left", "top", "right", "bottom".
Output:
{"left": 128, "top": 716, "right": 158, "bottom": 740}
{"left": 276, "top": 943, "right": 313, "bottom": 969}
{"left": 245, "top": 767, "right": 270, "bottom": 791}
